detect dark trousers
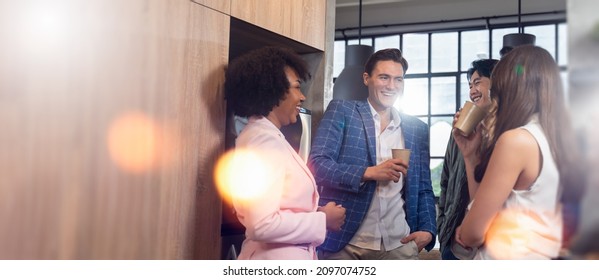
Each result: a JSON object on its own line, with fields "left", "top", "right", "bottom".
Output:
{"left": 440, "top": 246, "right": 459, "bottom": 260}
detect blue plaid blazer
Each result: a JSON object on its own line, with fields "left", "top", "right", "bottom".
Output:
{"left": 308, "top": 99, "right": 437, "bottom": 253}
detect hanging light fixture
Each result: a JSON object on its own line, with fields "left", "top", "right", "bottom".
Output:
{"left": 333, "top": 0, "right": 373, "bottom": 100}
{"left": 500, "top": 0, "right": 536, "bottom": 57}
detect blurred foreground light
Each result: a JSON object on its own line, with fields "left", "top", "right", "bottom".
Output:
{"left": 17, "top": 1, "right": 72, "bottom": 56}
{"left": 108, "top": 111, "right": 158, "bottom": 173}
{"left": 484, "top": 208, "right": 561, "bottom": 259}
{"left": 214, "top": 149, "right": 276, "bottom": 204}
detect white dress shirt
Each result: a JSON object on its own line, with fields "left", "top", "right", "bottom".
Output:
{"left": 349, "top": 102, "right": 410, "bottom": 251}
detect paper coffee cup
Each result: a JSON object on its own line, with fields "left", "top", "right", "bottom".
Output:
{"left": 454, "top": 101, "right": 487, "bottom": 136}
{"left": 391, "top": 149, "right": 411, "bottom": 164}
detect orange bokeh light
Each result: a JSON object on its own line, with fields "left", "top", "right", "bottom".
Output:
{"left": 107, "top": 111, "right": 158, "bottom": 173}
{"left": 214, "top": 148, "right": 277, "bottom": 205}
{"left": 483, "top": 207, "right": 562, "bottom": 259}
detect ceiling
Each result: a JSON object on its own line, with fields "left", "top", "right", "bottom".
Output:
{"left": 334, "top": 0, "right": 566, "bottom": 31}
{"left": 336, "top": 0, "right": 420, "bottom": 8}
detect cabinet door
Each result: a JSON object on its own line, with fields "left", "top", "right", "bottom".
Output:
{"left": 230, "top": 0, "right": 326, "bottom": 50}
{"left": 186, "top": 2, "right": 230, "bottom": 260}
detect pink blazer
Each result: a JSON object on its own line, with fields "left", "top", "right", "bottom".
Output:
{"left": 233, "top": 117, "right": 326, "bottom": 260}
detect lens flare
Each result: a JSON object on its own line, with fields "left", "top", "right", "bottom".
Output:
{"left": 107, "top": 111, "right": 158, "bottom": 173}
{"left": 214, "top": 149, "right": 277, "bottom": 204}
{"left": 483, "top": 207, "right": 562, "bottom": 259}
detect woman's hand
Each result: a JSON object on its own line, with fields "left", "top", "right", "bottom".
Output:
{"left": 319, "top": 202, "right": 346, "bottom": 232}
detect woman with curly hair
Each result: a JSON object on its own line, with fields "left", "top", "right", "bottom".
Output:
{"left": 224, "top": 46, "right": 345, "bottom": 260}
{"left": 453, "top": 46, "right": 582, "bottom": 259}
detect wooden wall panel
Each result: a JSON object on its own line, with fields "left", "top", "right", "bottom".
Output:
{"left": 230, "top": 0, "right": 326, "bottom": 50}
{"left": 0, "top": 0, "right": 228, "bottom": 259}
{"left": 185, "top": 2, "right": 229, "bottom": 260}
{"left": 303, "top": 0, "right": 336, "bottom": 130}
{"left": 192, "top": 0, "right": 231, "bottom": 14}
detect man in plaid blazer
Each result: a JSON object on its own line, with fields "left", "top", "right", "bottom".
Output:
{"left": 308, "top": 48, "right": 436, "bottom": 259}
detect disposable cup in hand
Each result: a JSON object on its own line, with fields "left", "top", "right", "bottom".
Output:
{"left": 391, "top": 149, "right": 411, "bottom": 164}
{"left": 454, "top": 101, "right": 487, "bottom": 136}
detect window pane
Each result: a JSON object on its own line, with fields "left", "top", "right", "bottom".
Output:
{"left": 430, "top": 158, "right": 444, "bottom": 197}
{"left": 431, "top": 76, "right": 457, "bottom": 114}
{"left": 348, "top": 38, "right": 372, "bottom": 46}
{"left": 525, "top": 25, "right": 556, "bottom": 59}
{"left": 461, "top": 30, "right": 489, "bottom": 71}
{"left": 398, "top": 77, "right": 428, "bottom": 115}
{"left": 460, "top": 73, "right": 470, "bottom": 108}
{"left": 558, "top": 23, "right": 568, "bottom": 66}
{"left": 403, "top": 33, "right": 429, "bottom": 74}
{"left": 333, "top": 40, "right": 346, "bottom": 78}
{"left": 375, "top": 35, "right": 400, "bottom": 51}
{"left": 492, "top": 28, "right": 518, "bottom": 59}
{"left": 430, "top": 117, "right": 453, "bottom": 158}
{"left": 432, "top": 32, "right": 458, "bottom": 72}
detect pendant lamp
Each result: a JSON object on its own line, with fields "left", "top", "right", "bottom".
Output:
{"left": 500, "top": 0, "right": 536, "bottom": 57}
{"left": 333, "top": 0, "right": 373, "bottom": 100}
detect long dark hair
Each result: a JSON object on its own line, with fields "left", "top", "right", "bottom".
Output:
{"left": 475, "top": 46, "right": 582, "bottom": 201}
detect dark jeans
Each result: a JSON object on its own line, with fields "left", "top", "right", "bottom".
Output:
{"left": 440, "top": 246, "right": 459, "bottom": 260}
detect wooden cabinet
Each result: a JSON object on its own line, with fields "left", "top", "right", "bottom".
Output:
{"left": 0, "top": 0, "right": 331, "bottom": 260}
{"left": 230, "top": 0, "right": 327, "bottom": 50}
{"left": 0, "top": 0, "right": 227, "bottom": 259}
{"left": 192, "top": 0, "right": 231, "bottom": 14}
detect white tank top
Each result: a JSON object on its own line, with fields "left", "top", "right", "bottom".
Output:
{"left": 476, "top": 116, "right": 563, "bottom": 259}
